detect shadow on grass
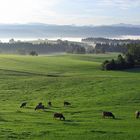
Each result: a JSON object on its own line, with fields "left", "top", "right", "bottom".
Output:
{"left": 91, "top": 130, "right": 124, "bottom": 134}
{"left": 114, "top": 118, "right": 123, "bottom": 120}
{"left": 50, "top": 106, "right": 61, "bottom": 109}
{"left": 123, "top": 68, "right": 140, "bottom": 73}
{"left": 64, "top": 106, "right": 75, "bottom": 109}
{"left": 43, "top": 110, "right": 54, "bottom": 113}
{"left": 0, "top": 116, "right": 8, "bottom": 122}
{"left": 101, "top": 117, "right": 123, "bottom": 120}
{"left": 64, "top": 120, "right": 74, "bottom": 122}
{"left": 0, "top": 68, "right": 66, "bottom": 77}
{"left": 63, "top": 120, "right": 80, "bottom": 126}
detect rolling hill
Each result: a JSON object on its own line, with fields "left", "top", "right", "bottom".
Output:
{"left": 0, "top": 53, "right": 140, "bottom": 140}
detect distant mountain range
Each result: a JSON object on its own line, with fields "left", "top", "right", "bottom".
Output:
{"left": 110, "top": 23, "right": 140, "bottom": 28}
{"left": 0, "top": 23, "right": 140, "bottom": 38}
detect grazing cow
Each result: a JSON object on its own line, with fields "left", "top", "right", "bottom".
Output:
{"left": 135, "top": 111, "right": 140, "bottom": 119}
{"left": 35, "top": 102, "right": 45, "bottom": 110}
{"left": 64, "top": 101, "right": 71, "bottom": 106}
{"left": 20, "top": 102, "right": 27, "bottom": 108}
{"left": 48, "top": 101, "right": 52, "bottom": 107}
{"left": 102, "top": 111, "right": 115, "bottom": 119}
{"left": 54, "top": 113, "right": 65, "bottom": 120}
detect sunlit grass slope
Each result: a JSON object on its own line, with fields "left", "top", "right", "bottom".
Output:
{"left": 0, "top": 53, "right": 140, "bottom": 140}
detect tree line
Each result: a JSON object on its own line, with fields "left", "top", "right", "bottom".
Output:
{"left": 102, "top": 43, "right": 140, "bottom": 70}
{"left": 0, "top": 41, "right": 86, "bottom": 55}
{"left": 95, "top": 43, "right": 127, "bottom": 54}
{"left": 82, "top": 37, "right": 140, "bottom": 44}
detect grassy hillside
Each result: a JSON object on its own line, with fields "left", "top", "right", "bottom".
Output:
{"left": 0, "top": 53, "right": 140, "bottom": 140}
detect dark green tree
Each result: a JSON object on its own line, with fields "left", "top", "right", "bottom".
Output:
{"left": 126, "top": 44, "right": 140, "bottom": 63}
{"left": 30, "top": 51, "right": 38, "bottom": 56}
{"left": 125, "top": 53, "right": 135, "bottom": 68}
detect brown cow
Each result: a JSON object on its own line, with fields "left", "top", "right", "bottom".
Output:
{"left": 102, "top": 111, "right": 115, "bottom": 119}
{"left": 35, "top": 102, "right": 45, "bottom": 110}
{"left": 54, "top": 113, "right": 65, "bottom": 120}
{"left": 135, "top": 111, "right": 140, "bottom": 119}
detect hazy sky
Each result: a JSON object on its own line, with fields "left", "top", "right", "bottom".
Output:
{"left": 0, "top": 0, "right": 140, "bottom": 25}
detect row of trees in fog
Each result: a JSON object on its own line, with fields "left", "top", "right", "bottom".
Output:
{"left": 0, "top": 38, "right": 139, "bottom": 56}
{"left": 0, "top": 41, "right": 125, "bottom": 55}
{"left": 94, "top": 43, "right": 127, "bottom": 54}
{"left": 0, "top": 41, "right": 86, "bottom": 55}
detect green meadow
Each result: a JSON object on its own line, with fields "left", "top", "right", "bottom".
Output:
{"left": 0, "top": 53, "right": 140, "bottom": 140}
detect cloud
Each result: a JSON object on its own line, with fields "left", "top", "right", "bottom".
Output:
{"left": 0, "top": 0, "right": 139, "bottom": 25}
{"left": 97, "top": 0, "right": 140, "bottom": 10}
{"left": 0, "top": 0, "right": 63, "bottom": 23}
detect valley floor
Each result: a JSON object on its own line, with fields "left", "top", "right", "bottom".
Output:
{"left": 0, "top": 53, "right": 140, "bottom": 140}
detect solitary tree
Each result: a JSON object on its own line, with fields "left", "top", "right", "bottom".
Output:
{"left": 30, "top": 51, "right": 38, "bottom": 56}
